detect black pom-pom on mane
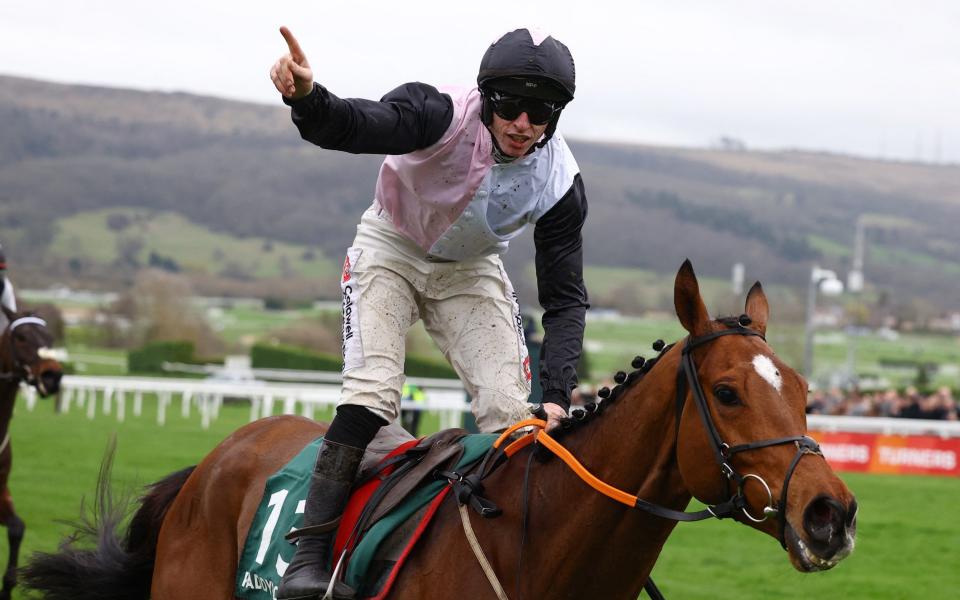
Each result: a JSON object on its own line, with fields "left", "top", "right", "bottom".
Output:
{"left": 545, "top": 339, "right": 676, "bottom": 444}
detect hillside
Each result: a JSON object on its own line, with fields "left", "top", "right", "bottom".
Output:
{"left": 2, "top": 74, "right": 958, "bottom": 313}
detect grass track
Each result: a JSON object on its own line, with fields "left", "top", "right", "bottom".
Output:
{"left": 5, "top": 396, "right": 958, "bottom": 599}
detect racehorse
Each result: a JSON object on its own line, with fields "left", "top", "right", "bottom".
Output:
{"left": 0, "top": 306, "right": 62, "bottom": 600}
{"left": 22, "top": 261, "right": 856, "bottom": 599}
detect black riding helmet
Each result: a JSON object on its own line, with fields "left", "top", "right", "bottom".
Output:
{"left": 477, "top": 28, "right": 576, "bottom": 151}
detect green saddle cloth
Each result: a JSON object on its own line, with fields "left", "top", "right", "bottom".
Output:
{"left": 234, "top": 434, "right": 496, "bottom": 598}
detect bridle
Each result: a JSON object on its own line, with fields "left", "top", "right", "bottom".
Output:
{"left": 452, "top": 319, "right": 827, "bottom": 600}
{"left": 0, "top": 316, "right": 51, "bottom": 386}
{"left": 484, "top": 318, "right": 824, "bottom": 549}
{"left": 674, "top": 319, "right": 824, "bottom": 547}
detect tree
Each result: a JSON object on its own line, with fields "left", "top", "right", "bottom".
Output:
{"left": 115, "top": 236, "right": 144, "bottom": 268}
{"left": 106, "top": 213, "right": 132, "bottom": 231}
{"left": 111, "top": 270, "right": 224, "bottom": 358}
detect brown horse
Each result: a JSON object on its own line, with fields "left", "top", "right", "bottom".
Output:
{"left": 0, "top": 306, "right": 62, "bottom": 599}
{"left": 22, "top": 261, "right": 856, "bottom": 599}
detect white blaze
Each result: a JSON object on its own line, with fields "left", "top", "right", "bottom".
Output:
{"left": 752, "top": 354, "right": 782, "bottom": 393}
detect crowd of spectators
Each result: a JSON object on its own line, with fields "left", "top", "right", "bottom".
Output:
{"left": 806, "top": 386, "right": 958, "bottom": 420}
{"left": 570, "top": 380, "right": 958, "bottom": 422}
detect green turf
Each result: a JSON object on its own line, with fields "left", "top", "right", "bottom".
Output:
{"left": 651, "top": 472, "right": 959, "bottom": 599}
{"left": 5, "top": 396, "right": 957, "bottom": 599}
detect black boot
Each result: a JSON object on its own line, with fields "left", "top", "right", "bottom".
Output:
{"left": 277, "top": 440, "right": 364, "bottom": 600}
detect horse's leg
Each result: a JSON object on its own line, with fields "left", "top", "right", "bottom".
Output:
{"left": 0, "top": 489, "right": 23, "bottom": 600}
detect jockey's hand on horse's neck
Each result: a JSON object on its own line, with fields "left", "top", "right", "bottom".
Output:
{"left": 544, "top": 402, "right": 567, "bottom": 431}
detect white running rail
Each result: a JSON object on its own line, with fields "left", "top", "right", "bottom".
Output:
{"left": 22, "top": 376, "right": 469, "bottom": 430}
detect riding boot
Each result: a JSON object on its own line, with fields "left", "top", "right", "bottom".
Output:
{"left": 277, "top": 439, "right": 364, "bottom": 600}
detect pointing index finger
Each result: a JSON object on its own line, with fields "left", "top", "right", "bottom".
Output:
{"left": 279, "top": 26, "right": 305, "bottom": 61}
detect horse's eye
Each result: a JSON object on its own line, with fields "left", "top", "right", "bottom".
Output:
{"left": 713, "top": 386, "right": 741, "bottom": 406}
{"left": 13, "top": 332, "right": 25, "bottom": 343}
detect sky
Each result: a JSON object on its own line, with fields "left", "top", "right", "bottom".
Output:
{"left": 2, "top": 0, "right": 958, "bottom": 163}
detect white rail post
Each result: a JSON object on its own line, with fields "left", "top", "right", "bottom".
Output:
{"left": 302, "top": 398, "right": 315, "bottom": 420}
{"left": 61, "top": 387, "right": 74, "bottom": 413}
{"left": 200, "top": 394, "right": 211, "bottom": 430}
{"left": 181, "top": 391, "right": 193, "bottom": 418}
{"left": 261, "top": 395, "right": 275, "bottom": 419}
{"left": 158, "top": 391, "right": 171, "bottom": 426}
{"left": 116, "top": 389, "right": 126, "bottom": 422}
{"left": 250, "top": 397, "right": 262, "bottom": 422}
{"left": 24, "top": 385, "right": 38, "bottom": 411}
{"left": 102, "top": 387, "right": 112, "bottom": 416}
{"left": 86, "top": 389, "right": 97, "bottom": 420}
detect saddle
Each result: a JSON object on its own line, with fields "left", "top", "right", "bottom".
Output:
{"left": 332, "top": 425, "right": 502, "bottom": 597}
{"left": 235, "top": 424, "right": 504, "bottom": 599}
{"left": 352, "top": 423, "right": 471, "bottom": 526}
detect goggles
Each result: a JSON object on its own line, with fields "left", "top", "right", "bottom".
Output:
{"left": 487, "top": 90, "right": 562, "bottom": 125}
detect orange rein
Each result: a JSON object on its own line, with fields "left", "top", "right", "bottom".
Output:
{"left": 493, "top": 418, "right": 639, "bottom": 509}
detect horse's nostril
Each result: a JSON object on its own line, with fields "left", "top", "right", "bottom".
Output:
{"left": 845, "top": 499, "right": 858, "bottom": 532}
{"left": 804, "top": 496, "right": 845, "bottom": 548}
{"left": 41, "top": 370, "right": 63, "bottom": 394}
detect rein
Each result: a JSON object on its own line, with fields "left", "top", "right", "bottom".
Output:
{"left": 493, "top": 419, "right": 745, "bottom": 522}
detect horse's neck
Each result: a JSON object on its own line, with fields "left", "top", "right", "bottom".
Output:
{"left": 525, "top": 351, "right": 691, "bottom": 596}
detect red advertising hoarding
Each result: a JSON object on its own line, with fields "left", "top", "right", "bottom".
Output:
{"left": 808, "top": 430, "right": 960, "bottom": 477}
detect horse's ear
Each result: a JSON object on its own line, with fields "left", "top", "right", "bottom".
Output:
{"left": 674, "top": 259, "right": 711, "bottom": 336}
{"left": 1, "top": 304, "right": 14, "bottom": 323}
{"left": 744, "top": 281, "right": 769, "bottom": 336}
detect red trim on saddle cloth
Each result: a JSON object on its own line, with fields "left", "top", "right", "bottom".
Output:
{"left": 333, "top": 439, "right": 420, "bottom": 558}
{"left": 368, "top": 487, "right": 453, "bottom": 600}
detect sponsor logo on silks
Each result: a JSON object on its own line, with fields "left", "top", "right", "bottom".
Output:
{"left": 239, "top": 571, "right": 277, "bottom": 598}
{"left": 507, "top": 289, "right": 531, "bottom": 382}
{"left": 511, "top": 291, "right": 525, "bottom": 344}
{"left": 342, "top": 255, "right": 352, "bottom": 284}
{"left": 341, "top": 248, "right": 364, "bottom": 371}
{"left": 342, "top": 286, "right": 355, "bottom": 342}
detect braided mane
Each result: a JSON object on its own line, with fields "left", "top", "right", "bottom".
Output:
{"left": 550, "top": 315, "right": 750, "bottom": 442}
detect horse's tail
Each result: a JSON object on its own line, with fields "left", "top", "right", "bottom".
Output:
{"left": 21, "top": 439, "right": 195, "bottom": 600}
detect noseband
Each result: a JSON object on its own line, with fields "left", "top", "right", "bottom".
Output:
{"left": 0, "top": 316, "right": 50, "bottom": 385}
{"left": 676, "top": 323, "right": 824, "bottom": 547}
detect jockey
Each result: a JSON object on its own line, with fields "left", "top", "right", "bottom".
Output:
{"left": 0, "top": 244, "right": 17, "bottom": 331}
{"left": 270, "top": 27, "right": 588, "bottom": 600}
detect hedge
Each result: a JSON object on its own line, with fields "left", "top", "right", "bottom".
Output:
{"left": 404, "top": 354, "right": 458, "bottom": 379}
{"left": 251, "top": 343, "right": 458, "bottom": 379}
{"left": 128, "top": 340, "right": 195, "bottom": 374}
{"left": 251, "top": 343, "right": 341, "bottom": 371}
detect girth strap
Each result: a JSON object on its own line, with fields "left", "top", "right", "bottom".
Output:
{"left": 458, "top": 503, "right": 510, "bottom": 600}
